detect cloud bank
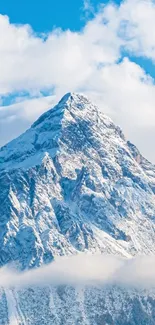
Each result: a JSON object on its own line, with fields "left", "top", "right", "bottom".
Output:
{"left": 1, "top": 254, "right": 155, "bottom": 290}
{"left": 1, "top": 0, "right": 155, "bottom": 162}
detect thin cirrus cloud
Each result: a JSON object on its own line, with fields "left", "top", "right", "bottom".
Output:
{"left": 0, "top": 0, "right": 155, "bottom": 162}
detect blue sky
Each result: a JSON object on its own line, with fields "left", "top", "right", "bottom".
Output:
{"left": 0, "top": 0, "right": 155, "bottom": 163}
{"left": 0, "top": 0, "right": 122, "bottom": 32}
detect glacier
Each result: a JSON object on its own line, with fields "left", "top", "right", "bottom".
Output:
{"left": 0, "top": 92, "right": 155, "bottom": 324}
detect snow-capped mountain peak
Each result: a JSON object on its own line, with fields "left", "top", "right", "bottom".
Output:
{"left": 0, "top": 93, "right": 155, "bottom": 270}
{"left": 1, "top": 93, "right": 155, "bottom": 324}
{"left": 0, "top": 92, "right": 121, "bottom": 171}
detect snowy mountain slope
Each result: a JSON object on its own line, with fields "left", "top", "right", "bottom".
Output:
{"left": 0, "top": 93, "right": 155, "bottom": 271}
{"left": 1, "top": 285, "right": 155, "bottom": 325}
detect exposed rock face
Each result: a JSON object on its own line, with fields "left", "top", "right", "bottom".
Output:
{"left": 0, "top": 93, "right": 155, "bottom": 324}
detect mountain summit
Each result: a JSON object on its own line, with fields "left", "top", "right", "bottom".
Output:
{"left": 0, "top": 93, "right": 155, "bottom": 270}
{"left": 0, "top": 92, "right": 121, "bottom": 170}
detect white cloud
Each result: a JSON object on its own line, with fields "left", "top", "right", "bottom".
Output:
{"left": 1, "top": 254, "right": 155, "bottom": 290}
{"left": 1, "top": 0, "right": 155, "bottom": 162}
{"left": 0, "top": 12, "right": 120, "bottom": 97}
{"left": 118, "top": 0, "right": 155, "bottom": 60}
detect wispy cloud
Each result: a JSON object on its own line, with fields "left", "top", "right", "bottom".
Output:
{"left": 82, "top": 0, "right": 95, "bottom": 17}
{"left": 1, "top": 254, "right": 155, "bottom": 289}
